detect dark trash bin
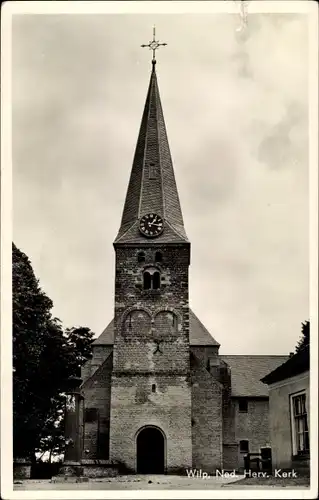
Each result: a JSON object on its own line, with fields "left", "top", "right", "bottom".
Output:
{"left": 260, "top": 447, "right": 272, "bottom": 474}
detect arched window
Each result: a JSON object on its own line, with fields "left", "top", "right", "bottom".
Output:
{"left": 155, "top": 251, "right": 163, "bottom": 263}
{"left": 122, "top": 309, "right": 151, "bottom": 337}
{"left": 239, "top": 440, "right": 249, "bottom": 453}
{"left": 143, "top": 268, "right": 161, "bottom": 290}
{"left": 154, "top": 311, "right": 178, "bottom": 337}
{"left": 138, "top": 251, "right": 145, "bottom": 263}
{"left": 153, "top": 271, "right": 160, "bottom": 290}
{"left": 143, "top": 271, "right": 152, "bottom": 290}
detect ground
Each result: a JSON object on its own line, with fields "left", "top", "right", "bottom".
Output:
{"left": 230, "top": 475, "right": 310, "bottom": 487}
{"left": 13, "top": 474, "right": 310, "bottom": 490}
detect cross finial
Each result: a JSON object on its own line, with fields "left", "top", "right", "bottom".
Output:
{"left": 141, "top": 26, "right": 167, "bottom": 67}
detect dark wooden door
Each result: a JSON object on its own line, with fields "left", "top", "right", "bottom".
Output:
{"left": 136, "top": 427, "right": 165, "bottom": 474}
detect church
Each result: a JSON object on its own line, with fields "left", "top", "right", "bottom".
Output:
{"left": 77, "top": 42, "right": 288, "bottom": 476}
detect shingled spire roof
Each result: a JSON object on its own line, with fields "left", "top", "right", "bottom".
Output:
{"left": 114, "top": 61, "right": 188, "bottom": 244}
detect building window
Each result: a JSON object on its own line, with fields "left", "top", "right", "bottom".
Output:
{"left": 97, "top": 431, "right": 109, "bottom": 460}
{"left": 143, "top": 269, "right": 161, "bottom": 290}
{"left": 143, "top": 271, "right": 152, "bottom": 290}
{"left": 155, "top": 251, "right": 163, "bottom": 263}
{"left": 153, "top": 271, "right": 160, "bottom": 289}
{"left": 137, "top": 251, "right": 145, "bottom": 263}
{"left": 239, "top": 440, "right": 249, "bottom": 453}
{"left": 149, "top": 162, "right": 156, "bottom": 179}
{"left": 239, "top": 399, "right": 248, "bottom": 413}
{"left": 291, "top": 391, "right": 309, "bottom": 455}
{"left": 84, "top": 408, "right": 99, "bottom": 423}
{"left": 152, "top": 384, "right": 156, "bottom": 393}
{"left": 172, "top": 314, "right": 177, "bottom": 328}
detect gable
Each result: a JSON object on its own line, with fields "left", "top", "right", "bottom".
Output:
{"left": 93, "top": 309, "right": 219, "bottom": 347}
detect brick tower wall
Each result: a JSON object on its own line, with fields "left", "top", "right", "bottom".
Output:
{"left": 110, "top": 244, "right": 192, "bottom": 472}
{"left": 191, "top": 354, "right": 223, "bottom": 471}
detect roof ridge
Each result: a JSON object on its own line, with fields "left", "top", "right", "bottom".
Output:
{"left": 138, "top": 70, "right": 154, "bottom": 219}
{"left": 157, "top": 70, "right": 166, "bottom": 222}
{"left": 81, "top": 351, "right": 113, "bottom": 388}
{"left": 165, "top": 219, "right": 189, "bottom": 242}
{"left": 222, "top": 354, "right": 289, "bottom": 357}
{"left": 114, "top": 220, "right": 139, "bottom": 244}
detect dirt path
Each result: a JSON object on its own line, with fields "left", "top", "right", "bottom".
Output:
{"left": 13, "top": 474, "right": 310, "bottom": 491}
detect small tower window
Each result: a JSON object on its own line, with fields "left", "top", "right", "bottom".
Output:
{"left": 85, "top": 408, "right": 98, "bottom": 423}
{"left": 239, "top": 399, "right": 248, "bottom": 413}
{"left": 151, "top": 384, "right": 156, "bottom": 393}
{"left": 239, "top": 440, "right": 249, "bottom": 453}
{"left": 138, "top": 251, "right": 145, "bottom": 263}
{"left": 143, "top": 271, "right": 152, "bottom": 290}
{"left": 149, "top": 162, "right": 156, "bottom": 179}
{"left": 153, "top": 271, "right": 161, "bottom": 290}
{"left": 155, "top": 251, "right": 163, "bottom": 263}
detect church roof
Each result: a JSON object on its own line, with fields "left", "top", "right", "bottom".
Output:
{"left": 92, "top": 309, "right": 219, "bottom": 346}
{"left": 93, "top": 318, "right": 114, "bottom": 345}
{"left": 189, "top": 309, "right": 220, "bottom": 346}
{"left": 261, "top": 345, "right": 309, "bottom": 385}
{"left": 221, "top": 355, "right": 289, "bottom": 397}
{"left": 114, "top": 62, "right": 188, "bottom": 244}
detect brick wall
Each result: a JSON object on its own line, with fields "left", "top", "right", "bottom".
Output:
{"left": 81, "top": 353, "right": 113, "bottom": 459}
{"left": 110, "top": 374, "right": 192, "bottom": 472}
{"left": 191, "top": 353, "right": 223, "bottom": 471}
{"left": 220, "top": 362, "right": 237, "bottom": 470}
{"left": 234, "top": 398, "right": 270, "bottom": 469}
{"left": 190, "top": 346, "right": 219, "bottom": 369}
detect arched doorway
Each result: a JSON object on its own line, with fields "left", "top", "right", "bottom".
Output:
{"left": 136, "top": 426, "right": 165, "bottom": 474}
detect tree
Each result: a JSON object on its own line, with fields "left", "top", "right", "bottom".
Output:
{"left": 295, "top": 320, "right": 310, "bottom": 353}
{"left": 12, "top": 243, "right": 94, "bottom": 461}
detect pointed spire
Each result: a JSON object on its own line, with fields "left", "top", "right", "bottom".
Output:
{"left": 114, "top": 49, "right": 188, "bottom": 244}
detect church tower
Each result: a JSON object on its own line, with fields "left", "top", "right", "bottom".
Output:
{"left": 109, "top": 38, "right": 192, "bottom": 473}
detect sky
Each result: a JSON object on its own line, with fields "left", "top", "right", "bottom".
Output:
{"left": 11, "top": 6, "right": 310, "bottom": 355}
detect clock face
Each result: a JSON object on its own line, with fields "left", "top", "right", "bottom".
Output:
{"left": 139, "top": 213, "right": 164, "bottom": 238}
